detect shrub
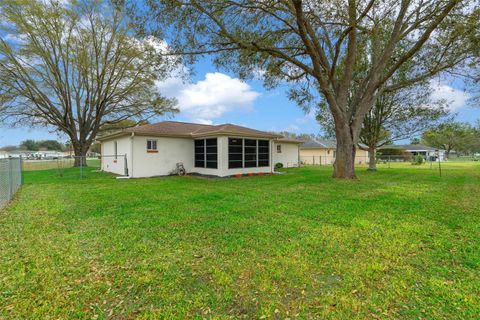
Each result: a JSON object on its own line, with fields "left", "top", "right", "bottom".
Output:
{"left": 411, "top": 155, "right": 424, "bottom": 165}
{"left": 275, "top": 163, "right": 284, "bottom": 169}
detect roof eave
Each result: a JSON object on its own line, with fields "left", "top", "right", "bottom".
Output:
{"left": 192, "top": 131, "right": 281, "bottom": 139}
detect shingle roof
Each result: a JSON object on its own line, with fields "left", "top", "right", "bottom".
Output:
{"left": 275, "top": 137, "right": 304, "bottom": 144}
{"left": 300, "top": 138, "right": 369, "bottom": 149}
{"left": 300, "top": 138, "right": 337, "bottom": 149}
{"left": 379, "top": 144, "right": 441, "bottom": 151}
{"left": 97, "top": 121, "right": 282, "bottom": 141}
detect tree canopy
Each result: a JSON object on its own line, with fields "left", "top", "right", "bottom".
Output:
{"left": 0, "top": 0, "right": 177, "bottom": 163}
{"left": 422, "top": 122, "right": 480, "bottom": 157}
{"left": 19, "top": 139, "right": 65, "bottom": 151}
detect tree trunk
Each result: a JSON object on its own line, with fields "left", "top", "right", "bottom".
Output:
{"left": 445, "top": 148, "right": 450, "bottom": 160}
{"left": 72, "top": 141, "right": 91, "bottom": 167}
{"left": 367, "top": 147, "right": 377, "bottom": 171}
{"left": 333, "top": 127, "right": 357, "bottom": 179}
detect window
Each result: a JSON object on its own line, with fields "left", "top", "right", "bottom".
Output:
{"left": 114, "top": 141, "right": 118, "bottom": 159}
{"left": 205, "top": 138, "right": 218, "bottom": 168}
{"left": 258, "top": 140, "right": 270, "bottom": 167}
{"left": 277, "top": 144, "right": 282, "bottom": 153}
{"left": 147, "top": 139, "right": 158, "bottom": 152}
{"left": 228, "top": 138, "right": 243, "bottom": 168}
{"left": 195, "top": 138, "right": 217, "bottom": 169}
{"left": 244, "top": 139, "right": 257, "bottom": 168}
{"left": 228, "top": 138, "right": 269, "bottom": 169}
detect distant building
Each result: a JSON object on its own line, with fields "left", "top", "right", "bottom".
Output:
{"left": 379, "top": 144, "right": 445, "bottom": 161}
{"left": 299, "top": 139, "right": 370, "bottom": 165}
{"left": 1, "top": 150, "right": 64, "bottom": 159}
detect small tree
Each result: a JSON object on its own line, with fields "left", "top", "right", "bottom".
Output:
{"left": 0, "top": 0, "right": 177, "bottom": 165}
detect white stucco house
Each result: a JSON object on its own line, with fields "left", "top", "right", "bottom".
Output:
{"left": 97, "top": 121, "right": 302, "bottom": 178}
{"left": 379, "top": 144, "right": 445, "bottom": 161}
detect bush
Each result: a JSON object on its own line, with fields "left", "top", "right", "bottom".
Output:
{"left": 411, "top": 155, "right": 424, "bottom": 165}
{"left": 275, "top": 163, "right": 284, "bottom": 169}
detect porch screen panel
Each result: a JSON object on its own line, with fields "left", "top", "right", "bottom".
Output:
{"left": 194, "top": 139, "right": 205, "bottom": 168}
{"left": 228, "top": 138, "right": 243, "bottom": 168}
{"left": 258, "top": 140, "right": 270, "bottom": 167}
{"left": 244, "top": 139, "right": 257, "bottom": 168}
{"left": 205, "top": 138, "right": 218, "bottom": 169}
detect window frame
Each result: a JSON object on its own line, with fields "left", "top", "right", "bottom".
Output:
{"left": 146, "top": 139, "right": 158, "bottom": 153}
{"left": 276, "top": 144, "right": 282, "bottom": 153}
{"left": 228, "top": 138, "right": 270, "bottom": 169}
{"left": 195, "top": 138, "right": 218, "bottom": 169}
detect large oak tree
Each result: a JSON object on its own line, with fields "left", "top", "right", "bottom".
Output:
{"left": 317, "top": 82, "right": 451, "bottom": 170}
{"left": 136, "top": 0, "right": 472, "bottom": 178}
{"left": 0, "top": 0, "right": 177, "bottom": 165}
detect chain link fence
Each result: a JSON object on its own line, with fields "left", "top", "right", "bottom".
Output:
{"left": 20, "top": 155, "right": 127, "bottom": 179}
{"left": 0, "top": 158, "right": 23, "bottom": 209}
{"left": 300, "top": 155, "right": 371, "bottom": 166}
{"left": 299, "top": 154, "right": 478, "bottom": 174}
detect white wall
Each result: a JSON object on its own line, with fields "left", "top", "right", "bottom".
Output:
{"left": 190, "top": 136, "right": 276, "bottom": 177}
{"left": 272, "top": 142, "right": 299, "bottom": 168}
{"left": 131, "top": 136, "right": 194, "bottom": 178}
{"left": 300, "top": 148, "right": 370, "bottom": 165}
{"left": 102, "top": 135, "right": 280, "bottom": 178}
{"left": 101, "top": 136, "right": 131, "bottom": 176}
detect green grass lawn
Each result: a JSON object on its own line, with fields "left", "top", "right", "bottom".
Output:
{"left": 1, "top": 163, "right": 480, "bottom": 319}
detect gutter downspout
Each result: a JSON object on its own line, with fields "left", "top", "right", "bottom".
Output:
{"left": 271, "top": 140, "right": 274, "bottom": 173}
{"left": 298, "top": 144, "right": 300, "bottom": 167}
{"left": 130, "top": 132, "right": 134, "bottom": 178}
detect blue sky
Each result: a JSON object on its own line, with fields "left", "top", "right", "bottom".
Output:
{"left": 0, "top": 57, "right": 479, "bottom": 147}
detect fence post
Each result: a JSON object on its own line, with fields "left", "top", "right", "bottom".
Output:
{"left": 8, "top": 158, "right": 13, "bottom": 201}
{"left": 20, "top": 156, "right": 23, "bottom": 185}
{"left": 438, "top": 157, "right": 442, "bottom": 177}
{"left": 124, "top": 154, "right": 128, "bottom": 176}
{"left": 80, "top": 156, "right": 83, "bottom": 180}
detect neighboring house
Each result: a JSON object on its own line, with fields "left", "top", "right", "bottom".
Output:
{"left": 97, "top": 121, "right": 303, "bottom": 178}
{"left": 379, "top": 144, "right": 445, "bottom": 161}
{"left": 1, "top": 150, "right": 64, "bottom": 159}
{"left": 299, "top": 138, "right": 370, "bottom": 165}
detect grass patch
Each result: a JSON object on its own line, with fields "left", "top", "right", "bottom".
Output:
{"left": 1, "top": 163, "right": 480, "bottom": 318}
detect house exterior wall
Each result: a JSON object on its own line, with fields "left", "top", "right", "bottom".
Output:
{"left": 130, "top": 136, "right": 194, "bottom": 178}
{"left": 214, "top": 136, "right": 273, "bottom": 177}
{"left": 272, "top": 142, "right": 300, "bottom": 168}
{"left": 101, "top": 135, "right": 281, "bottom": 178}
{"left": 300, "top": 148, "right": 333, "bottom": 165}
{"left": 300, "top": 148, "right": 369, "bottom": 165}
{"left": 101, "top": 136, "right": 132, "bottom": 176}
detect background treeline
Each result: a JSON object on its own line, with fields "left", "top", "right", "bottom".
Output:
{"left": 0, "top": 139, "right": 101, "bottom": 153}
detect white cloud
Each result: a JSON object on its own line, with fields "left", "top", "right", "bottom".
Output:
{"left": 4, "top": 33, "right": 26, "bottom": 44}
{"left": 157, "top": 72, "right": 260, "bottom": 123}
{"left": 430, "top": 81, "right": 470, "bottom": 111}
{"left": 285, "top": 124, "right": 300, "bottom": 132}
